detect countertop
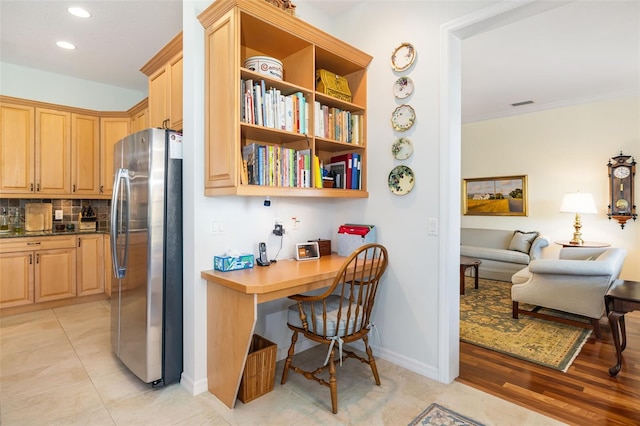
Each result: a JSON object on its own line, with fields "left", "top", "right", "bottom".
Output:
{"left": 0, "top": 229, "right": 107, "bottom": 239}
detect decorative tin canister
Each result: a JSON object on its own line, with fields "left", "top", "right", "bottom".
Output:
{"left": 243, "top": 56, "right": 283, "bottom": 80}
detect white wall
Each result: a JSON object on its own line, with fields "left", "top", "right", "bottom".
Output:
{"left": 462, "top": 96, "right": 640, "bottom": 280}
{"left": 0, "top": 62, "right": 145, "bottom": 110}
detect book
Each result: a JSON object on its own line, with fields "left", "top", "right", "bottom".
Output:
{"left": 241, "top": 143, "right": 259, "bottom": 184}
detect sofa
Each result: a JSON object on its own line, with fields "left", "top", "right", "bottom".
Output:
{"left": 511, "top": 247, "right": 627, "bottom": 338}
{"left": 460, "top": 228, "right": 549, "bottom": 281}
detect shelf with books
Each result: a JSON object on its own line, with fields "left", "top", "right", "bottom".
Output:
{"left": 199, "top": 0, "right": 371, "bottom": 198}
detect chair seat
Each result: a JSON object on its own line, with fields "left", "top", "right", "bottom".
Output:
{"left": 287, "top": 295, "right": 364, "bottom": 337}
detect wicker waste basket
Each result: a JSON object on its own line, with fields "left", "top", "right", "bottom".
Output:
{"left": 237, "top": 334, "right": 277, "bottom": 403}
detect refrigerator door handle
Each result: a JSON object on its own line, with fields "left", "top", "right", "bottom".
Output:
{"left": 110, "top": 168, "right": 131, "bottom": 279}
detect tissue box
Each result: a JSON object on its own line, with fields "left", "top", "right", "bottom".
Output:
{"left": 337, "top": 225, "right": 376, "bottom": 257}
{"left": 214, "top": 254, "right": 254, "bottom": 272}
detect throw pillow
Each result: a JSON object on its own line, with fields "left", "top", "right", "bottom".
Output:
{"left": 508, "top": 230, "right": 539, "bottom": 254}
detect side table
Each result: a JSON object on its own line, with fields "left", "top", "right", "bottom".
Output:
{"left": 460, "top": 256, "right": 482, "bottom": 295}
{"left": 554, "top": 241, "right": 611, "bottom": 248}
{"left": 604, "top": 280, "right": 640, "bottom": 376}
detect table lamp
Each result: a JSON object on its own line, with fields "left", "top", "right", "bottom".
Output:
{"left": 559, "top": 192, "right": 598, "bottom": 245}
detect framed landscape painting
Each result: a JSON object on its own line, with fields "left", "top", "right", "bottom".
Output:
{"left": 463, "top": 175, "right": 528, "bottom": 216}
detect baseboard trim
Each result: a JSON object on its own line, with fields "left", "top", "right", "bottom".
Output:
{"left": 180, "top": 372, "right": 208, "bottom": 395}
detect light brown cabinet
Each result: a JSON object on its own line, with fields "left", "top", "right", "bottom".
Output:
{"left": 77, "top": 234, "right": 104, "bottom": 296}
{"left": 0, "top": 235, "right": 77, "bottom": 307}
{"left": 141, "top": 33, "right": 183, "bottom": 131}
{"left": 198, "top": 0, "right": 371, "bottom": 198}
{"left": 71, "top": 113, "right": 100, "bottom": 196}
{"left": 130, "top": 104, "right": 149, "bottom": 134}
{"left": 0, "top": 102, "right": 35, "bottom": 194}
{"left": 99, "top": 117, "right": 130, "bottom": 196}
{"left": 35, "top": 108, "right": 72, "bottom": 195}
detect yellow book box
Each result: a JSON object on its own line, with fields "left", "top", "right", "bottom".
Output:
{"left": 316, "top": 69, "right": 352, "bottom": 102}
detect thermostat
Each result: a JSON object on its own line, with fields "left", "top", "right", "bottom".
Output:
{"left": 295, "top": 242, "right": 320, "bottom": 261}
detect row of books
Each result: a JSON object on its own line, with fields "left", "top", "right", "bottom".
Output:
{"left": 325, "top": 153, "right": 362, "bottom": 190}
{"left": 242, "top": 143, "right": 323, "bottom": 188}
{"left": 313, "top": 103, "right": 363, "bottom": 144}
{"left": 240, "top": 79, "right": 309, "bottom": 134}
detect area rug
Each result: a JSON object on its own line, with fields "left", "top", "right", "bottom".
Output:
{"left": 408, "top": 403, "right": 484, "bottom": 426}
{"left": 460, "top": 278, "right": 591, "bottom": 372}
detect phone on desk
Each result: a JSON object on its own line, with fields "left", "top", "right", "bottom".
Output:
{"left": 256, "top": 242, "right": 271, "bottom": 266}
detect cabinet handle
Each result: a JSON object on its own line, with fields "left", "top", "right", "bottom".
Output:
{"left": 30, "top": 183, "right": 34, "bottom": 192}
{"left": 29, "top": 254, "right": 32, "bottom": 265}
{"left": 27, "top": 242, "right": 41, "bottom": 245}
{"left": 78, "top": 239, "right": 81, "bottom": 247}
{"left": 36, "top": 254, "right": 39, "bottom": 264}
{"left": 100, "top": 185, "right": 104, "bottom": 193}
{"left": 73, "top": 184, "right": 76, "bottom": 192}
{"left": 36, "top": 183, "right": 40, "bottom": 192}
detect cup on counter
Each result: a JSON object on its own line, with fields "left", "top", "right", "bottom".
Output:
{"left": 66, "top": 223, "right": 75, "bottom": 231}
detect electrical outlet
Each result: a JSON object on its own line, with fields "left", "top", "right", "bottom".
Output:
{"left": 273, "top": 223, "right": 284, "bottom": 236}
{"left": 291, "top": 217, "right": 300, "bottom": 231}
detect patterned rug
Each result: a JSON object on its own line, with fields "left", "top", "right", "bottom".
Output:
{"left": 408, "top": 403, "right": 484, "bottom": 426}
{"left": 460, "top": 278, "right": 591, "bottom": 372}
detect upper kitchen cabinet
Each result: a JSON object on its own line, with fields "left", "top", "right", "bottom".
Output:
{"left": 35, "top": 108, "right": 71, "bottom": 195}
{"left": 71, "top": 113, "right": 100, "bottom": 196}
{"left": 0, "top": 101, "right": 34, "bottom": 194}
{"left": 129, "top": 98, "right": 149, "bottom": 134}
{"left": 100, "top": 116, "right": 130, "bottom": 196}
{"left": 141, "top": 32, "right": 183, "bottom": 131}
{"left": 197, "top": 0, "right": 371, "bottom": 198}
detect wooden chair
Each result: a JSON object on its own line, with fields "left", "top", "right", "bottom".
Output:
{"left": 280, "top": 243, "right": 388, "bottom": 413}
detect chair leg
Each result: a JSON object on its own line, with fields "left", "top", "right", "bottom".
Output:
{"left": 363, "top": 335, "right": 381, "bottom": 385}
{"left": 281, "top": 330, "right": 298, "bottom": 385}
{"left": 591, "top": 318, "right": 602, "bottom": 339}
{"left": 328, "top": 346, "right": 338, "bottom": 414}
{"left": 512, "top": 301, "right": 519, "bottom": 319}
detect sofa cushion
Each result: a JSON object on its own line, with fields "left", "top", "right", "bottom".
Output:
{"left": 461, "top": 245, "right": 531, "bottom": 265}
{"left": 508, "top": 230, "right": 539, "bottom": 253}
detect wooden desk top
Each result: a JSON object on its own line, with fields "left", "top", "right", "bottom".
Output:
{"left": 201, "top": 254, "right": 347, "bottom": 296}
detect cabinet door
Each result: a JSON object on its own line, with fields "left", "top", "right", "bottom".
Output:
{"left": 71, "top": 113, "right": 100, "bottom": 195}
{"left": 77, "top": 234, "right": 104, "bottom": 296}
{"left": 100, "top": 117, "right": 130, "bottom": 196}
{"left": 0, "top": 102, "right": 35, "bottom": 194}
{"left": 131, "top": 108, "right": 148, "bottom": 134}
{"left": 35, "top": 108, "right": 71, "bottom": 195}
{"left": 169, "top": 54, "right": 183, "bottom": 130}
{"left": 0, "top": 251, "right": 34, "bottom": 308}
{"left": 148, "top": 66, "right": 168, "bottom": 128}
{"left": 34, "top": 248, "right": 76, "bottom": 302}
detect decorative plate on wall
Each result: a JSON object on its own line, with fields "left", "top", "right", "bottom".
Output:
{"left": 393, "top": 76, "right": 414, "bottom": 99}
{"left": 391, "top": 104, "right": 416, "bottom": 132}
{"left": 391, "top": 137, "right": 413, "bottom": 160}
{"left": 391, "top": 42, "right": 416, "bottom": 72}
{"left": 388, "top": 165, "right": 415, "bottom": 195}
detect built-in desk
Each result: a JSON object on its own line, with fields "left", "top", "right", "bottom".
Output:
{"left": 201, "top": 254, "right": 347, "bottom": 408}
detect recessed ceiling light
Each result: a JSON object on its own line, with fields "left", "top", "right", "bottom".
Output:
{"left": 56, "top": 41, "right": 76, "bottom": 50}
{"left": 67, "top": 7, "right": 91, "bottom": 18}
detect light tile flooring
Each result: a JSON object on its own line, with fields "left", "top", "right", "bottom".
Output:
{"left": 1, "top": 301, "right": 565, "bottom": 425}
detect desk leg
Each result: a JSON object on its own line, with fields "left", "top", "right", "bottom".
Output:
{"left": 608, "top": 311, "right": 625, "bottom": 377}
{"left": 207, "top": 282, "right": 257, "bottom": 408}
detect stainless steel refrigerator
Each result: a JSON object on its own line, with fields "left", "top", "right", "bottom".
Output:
{"left": 110, "top": 128, "right": 183, "bottom": 386}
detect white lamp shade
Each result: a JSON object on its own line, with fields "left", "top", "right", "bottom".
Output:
{"left": 560, "top": 192, "right": 597, "bottom": 214}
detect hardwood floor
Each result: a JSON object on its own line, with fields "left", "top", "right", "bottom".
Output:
{"left": 458, "top": 311, "right": 640, "bottom": 425}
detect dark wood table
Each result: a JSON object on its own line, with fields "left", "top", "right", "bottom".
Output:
{"left": 605, "top": 279, "right": 640, "bottom": 376}
{"left": 554, "top": 240, "right": 611, "bottom": 248}
{"left": 460, "top": 256, "right": 482, "bottom": 295}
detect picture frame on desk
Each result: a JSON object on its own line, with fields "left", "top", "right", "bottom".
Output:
{"left": 326, "top": 161, "right": 346, "bottom": 189}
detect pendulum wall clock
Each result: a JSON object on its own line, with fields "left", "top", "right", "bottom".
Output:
{"left": 607, "top": 152, "right": 637, "bottom": 228}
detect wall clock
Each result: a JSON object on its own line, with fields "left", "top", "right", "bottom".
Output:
{"left": 607, "top": 152, "right": 637, "bottom": 228}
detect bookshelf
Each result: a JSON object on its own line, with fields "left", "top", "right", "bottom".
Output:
{"left": 198, "top": 0, "right": 372, "bottom": 198}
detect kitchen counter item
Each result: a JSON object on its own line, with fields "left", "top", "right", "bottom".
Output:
{"left": 25, "top": 203, "right": 52, "bottom": 231}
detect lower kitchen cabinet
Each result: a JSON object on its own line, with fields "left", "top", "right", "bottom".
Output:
{"left": 34, "top": 245, "right": 77, "bottom": 303}
{"left": 77, "top": 234, "right": 104, "bottom": 296}
{"left": 0, "top": 251, "right": 34, "bottom": 308}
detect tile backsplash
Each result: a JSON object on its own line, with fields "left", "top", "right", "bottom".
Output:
{"left": 0, "top": 199, "right": 111, "bottom": 231}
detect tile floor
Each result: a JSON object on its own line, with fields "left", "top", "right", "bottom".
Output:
{"left": 0, "top": 301, "right": 565, "bottom": 425}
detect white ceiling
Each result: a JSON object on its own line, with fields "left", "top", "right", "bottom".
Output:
{"left": 1, "top": 1, "right": 638, "bottom": 121}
